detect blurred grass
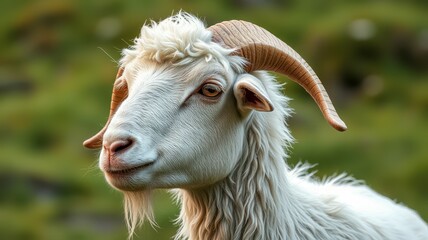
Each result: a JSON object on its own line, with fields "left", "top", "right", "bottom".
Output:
{"left": 1, "top": 0, "right": 427, "bottom": 239}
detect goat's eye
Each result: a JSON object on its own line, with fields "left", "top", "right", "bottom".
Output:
{"left": 199, "top": 83, "right": 222, "bottom": 98}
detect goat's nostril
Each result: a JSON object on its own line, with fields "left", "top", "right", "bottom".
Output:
{"left": 109, "top": 139, "right": 133, "bottom": 153}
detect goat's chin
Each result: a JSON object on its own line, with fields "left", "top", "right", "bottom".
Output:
{"left": 104, "top": 172, "right": 152, "bottom": 192}
{"left": 123, "top": 190, "right": 156, "bottom": 237}
{"left": 107, "top": 179, "right": 143, "bottom": 192}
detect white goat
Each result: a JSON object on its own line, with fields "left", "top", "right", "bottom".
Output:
{"left": 84, "top": 13, "right": 428, "bottom": 239}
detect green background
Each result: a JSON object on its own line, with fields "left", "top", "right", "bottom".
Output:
{"left": 1, "top": 0, "right": 427, "bottom": 239}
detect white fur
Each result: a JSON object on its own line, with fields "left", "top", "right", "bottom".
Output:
{"left": 98, "top": 13, "right": 428, "bottom": 239}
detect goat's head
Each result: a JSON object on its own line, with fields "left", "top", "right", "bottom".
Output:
{"left": 83, "top": 14, "right": 346, "bottom": 192}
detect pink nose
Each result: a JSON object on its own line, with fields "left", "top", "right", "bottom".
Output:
{"left": 105, "top": 139, "right": 133, "bottom": 155}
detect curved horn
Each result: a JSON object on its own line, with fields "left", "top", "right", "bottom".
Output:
{"left": 208, "top": 21, "right": 347, "bottom": 131}
{"left": 83, "top": 68, "right": 128, "bottom": 149}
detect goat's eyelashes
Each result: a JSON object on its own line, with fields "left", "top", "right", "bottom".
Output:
{"left": 198, "top": 82, "right": 223, "bottom": 99}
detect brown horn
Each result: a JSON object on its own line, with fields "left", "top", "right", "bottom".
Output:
{"left": 208, "top": 21, "right": 347, "bottom": 131}
{"left": 83, "top": 68, "right": 128, "bottom": 149}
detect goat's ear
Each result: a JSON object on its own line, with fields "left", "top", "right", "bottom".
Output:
{"left": 233, "top": 74, "right": 273, "bottom": 113}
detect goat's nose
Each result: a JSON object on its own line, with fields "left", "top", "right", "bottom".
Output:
{"left": 106, "top": 139, "right": 134, "bottom": 154}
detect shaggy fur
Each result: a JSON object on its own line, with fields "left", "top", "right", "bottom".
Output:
{"left": 99, "top": 13, "right": 428, "bottom": 239}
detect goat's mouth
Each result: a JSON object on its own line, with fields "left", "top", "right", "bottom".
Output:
{"left": 105, "top": 162, "right": 154, "bottom": 177}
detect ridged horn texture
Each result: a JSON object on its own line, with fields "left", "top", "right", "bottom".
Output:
{"left": 209, "top": 20, "right": 347, "bottom": 131}
{"left": 83, "top": 68, "right": 128, "bottom": 149}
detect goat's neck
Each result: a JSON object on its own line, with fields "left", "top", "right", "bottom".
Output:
{"left": 176, "top": 113, "right": 300, "bottom": 240}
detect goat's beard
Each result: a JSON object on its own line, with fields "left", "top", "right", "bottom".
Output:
{"left": 123, "top": 189, "right": 156, "bottom": 238}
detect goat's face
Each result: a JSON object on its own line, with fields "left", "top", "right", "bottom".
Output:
{"left": 99, "top": 57, "right": 271, "bottom": 191}
{"left": 87, "top": 13, "right": 346, "bottom": 193}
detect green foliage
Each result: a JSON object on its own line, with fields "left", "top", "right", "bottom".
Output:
{"left": 1, "top": 0, "right": 427, "bottom": 239}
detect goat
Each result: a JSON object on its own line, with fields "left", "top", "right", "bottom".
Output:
{"left": 83, "top": 13, "right": 428, "bottom": 239}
